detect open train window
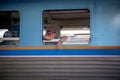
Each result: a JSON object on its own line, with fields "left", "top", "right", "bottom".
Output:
{"left": 43, "top": 9, "right": 90, "bottom": 46}
{"left": 0, "top": 11, "right": 20, "bottom": 46}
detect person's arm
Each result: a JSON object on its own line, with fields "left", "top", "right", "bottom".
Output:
{"left": 57, "top": 36, "right": 68, "bottom": 49}
{"left": 60, "top": 36, "right": 68, "bottom": 42}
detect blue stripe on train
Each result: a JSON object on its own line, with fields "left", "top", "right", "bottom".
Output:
{"left": 0, "top": 50, "right": 120, "bottom": 56}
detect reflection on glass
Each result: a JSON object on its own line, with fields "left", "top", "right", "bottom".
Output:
{"left": 0, "top": 11, "right": 20, "bottom": 46}
{"left": 43, "top": 9, "right": 90, "bottom": 46}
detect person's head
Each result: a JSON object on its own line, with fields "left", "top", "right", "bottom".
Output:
{"left": 46, "top": 29, "right": 56, "bottom": 34}
{"left": 46, "top": 29, "right": 56, "bottom": 36}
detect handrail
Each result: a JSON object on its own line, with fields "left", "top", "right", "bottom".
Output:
{"left": 0, "top": 38, "right": 19, "bottom": 41}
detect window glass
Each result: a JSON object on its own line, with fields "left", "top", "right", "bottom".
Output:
{"left": 0, "top": 11, "right": 20, "bottom": 46}
{"left": 43, "top": 9, "right": 90, "bottom": 46}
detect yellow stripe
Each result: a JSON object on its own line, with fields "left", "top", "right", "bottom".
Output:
{"left": 0, "top": 46, "right": 120, "bottom": 50}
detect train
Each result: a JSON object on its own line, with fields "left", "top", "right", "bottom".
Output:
{"left": 0, "top": 0, "right": 120, "bottom": 80}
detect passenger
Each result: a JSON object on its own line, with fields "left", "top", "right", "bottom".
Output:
{"left": 11, "top": 25, "right": 20, "bottom": 37}
{"left": 43, "top": 29, "right": 67, "bottom": 49}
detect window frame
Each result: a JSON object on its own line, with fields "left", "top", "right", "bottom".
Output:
{"left": 42, "top": 9, "right": 91, "bottom": 47}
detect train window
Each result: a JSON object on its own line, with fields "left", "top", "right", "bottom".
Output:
{"left": 0, "top": 11, "right": 20, "bottom": 47}
{"left": 43, "top": 9, "right": 90, "bottom": 46}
